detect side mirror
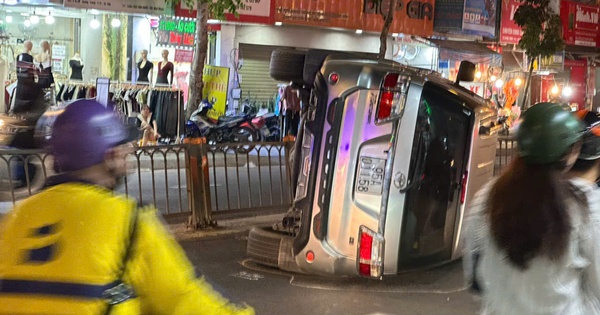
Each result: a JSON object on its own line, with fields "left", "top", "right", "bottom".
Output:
{"left": 455, "top": 61, "right": 476, "bottom": 84}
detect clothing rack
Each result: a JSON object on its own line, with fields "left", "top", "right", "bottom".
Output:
{"left": 112, "top": 84, "right": 184, "bottom": 143}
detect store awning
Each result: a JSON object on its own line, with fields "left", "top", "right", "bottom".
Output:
{"left": 428, "top": 39, "right": 502, "bottom": 66}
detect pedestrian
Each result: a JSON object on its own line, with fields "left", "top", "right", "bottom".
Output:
{"left": 0, "top": 99, "right": 254, "bottom": 315}
{"left": 137, "top": 104, "right": 159, "bottom": 146}
{"left": 282, "top": 82, "right": 301, "bottom": 137}
{"left": 462, "top": 102, "right": 600, "bottom": 314}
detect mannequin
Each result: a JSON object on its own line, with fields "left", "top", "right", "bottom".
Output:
{"left": 35, "top": 40, "right": 54, "bottom": 88}
{"left": 16, "top": 41, "right": 34, "bottom": 75}
{"left": 156, "top": 49, "right": 174, "bottom": 85}
{"left": 137, "top": 49, "right": 153, "bottom": 84}
{"left": 69, "top": 52, "right": 84, "bottom": 81}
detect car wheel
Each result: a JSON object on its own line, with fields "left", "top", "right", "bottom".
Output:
{"left": 247, "top": 226, "right": 288, "bottom": 268}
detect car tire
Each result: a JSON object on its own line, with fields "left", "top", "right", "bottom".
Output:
{"left": 247, "top": 226, "right": 288, "bottom": 268}
{"left": 269, "top": 49, "right": 306, "bottom": 84}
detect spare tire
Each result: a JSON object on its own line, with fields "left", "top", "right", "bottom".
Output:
{"left": 269, "top": 49, "right": 306, "bottom": 84}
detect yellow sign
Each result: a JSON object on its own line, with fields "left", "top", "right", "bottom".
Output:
{"left": 202, "top": 65, "right": 230, "bottom": 120}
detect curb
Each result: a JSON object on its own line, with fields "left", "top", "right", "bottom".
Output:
{"left": 170, "top": 214, "right": 282, "bottom": 241}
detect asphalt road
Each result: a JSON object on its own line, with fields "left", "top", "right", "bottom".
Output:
{"left": 180, "top": 231, "right": 481, "bottom": 315}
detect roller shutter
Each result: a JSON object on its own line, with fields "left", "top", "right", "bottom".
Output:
{"left": 238, "top": 44, "right": 289, "bottom": 106}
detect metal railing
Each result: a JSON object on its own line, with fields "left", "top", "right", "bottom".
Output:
{"left": 0, "top": 140, "right": 294, "bottom": 228}
{"left": 495, "top": 135, "right": 517, "bottom": 175}
{"left": 206, "top": 143, "right": 293, "bottom": 219}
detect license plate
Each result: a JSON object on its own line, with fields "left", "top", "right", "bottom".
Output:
{"left": 355, "top": 157, "right": 385, "bottom": 195}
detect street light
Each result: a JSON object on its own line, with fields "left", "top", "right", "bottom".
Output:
{"left": 551, "top": 85, "right": 560, "bottom": 95}
{"left": 562, "top": 86, "right": 573, "bottom": 98}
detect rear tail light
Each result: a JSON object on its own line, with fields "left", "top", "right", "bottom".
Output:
{"left": 357, "top": 226, "right": 385, "bottom": 279}
{"left": 376, "top": 73, "right": 409, "bottom": 122}
{"left": 460, "top": 170, "right": 469, "bottom": 204}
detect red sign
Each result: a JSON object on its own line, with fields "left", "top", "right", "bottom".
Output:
{"left": 275, "top": 0, "right": 434, "bottom": 37}
{"left": 499, "top": 0, "right": 523, "bottom": 44}
{"left": 561, "top": 0, "right": 600, "bottom": 48}
{"left": 175, "top": 1, "right": 275, "bottom": 24}
{"left": 564, "top": 59, "right": 587, "bottom": 108}
{"left": 175, "top": 49, "right": 194, "bottom": 63}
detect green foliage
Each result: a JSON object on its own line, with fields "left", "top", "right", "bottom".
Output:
{"left": 513, "top": 0, "right": 564, "bottom": 59}
{"left": 164, "top": 0, "right": 243, "bottom": 19}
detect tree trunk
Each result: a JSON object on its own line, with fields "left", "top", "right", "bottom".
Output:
{"left": 520, "top": 58, "right": 535, "bottom": 109}
{"left": 187, "top": 0, "right": 209, "bottom": 119}
{"left": 378, "top": 0, "right": 397, "bottom": 60}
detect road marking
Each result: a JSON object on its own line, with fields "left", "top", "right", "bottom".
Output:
{"left": 230, "top": 271, "right": 264, "bottom": 281}
{"left": 240, "top": 259, "right": 469, "bottom": 294}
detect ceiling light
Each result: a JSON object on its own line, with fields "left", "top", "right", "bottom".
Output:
{"left": 275, "top": 21, "right": 282, "bottom": 26}
{"left": 89, "top": 16, "right": 100, "bottom": 29}
{"left": 392, "top": 33, "right": 399, "bottom": 37}
{"left": 562, "top": 86, "right": 573, "bottom": 97}
{"left": 490, "top": 75, "right": 497, "bottom": 82}
{"left": 551, "top": 85, "right": 560, "bottom": 95}
{"left": 475, "top": 71, "right": 482, "bottom": 79}
{"left": 356, "top": 29, "right": 363, "bottom": 34}
{"left": 207, "top": 19, "right": 219, "bottom": 24}
{"left": 29, "top": 15, "right": 39, "bottom": 24}
{"left": 5, "top": 16, "right": 12, "bottom": 23}
{"left": 111, "top": 17, "right": 121, "bottom": 27}
{"left": 45, "top": 14, "right": 55, "bottom": 25}
{"left": 23, "top": 19, "right": 31, "bottom": 27}
{"left": 90, "top": 9, "right": 100, "bottom": 15}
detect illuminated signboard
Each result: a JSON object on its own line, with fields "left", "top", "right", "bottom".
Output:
{"left": 156, "top": 18, "right": 196, "bottom": 48}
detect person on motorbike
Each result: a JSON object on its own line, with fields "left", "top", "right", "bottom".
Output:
{"left": 0, "top": 99, "right": 254, "bottom": 315}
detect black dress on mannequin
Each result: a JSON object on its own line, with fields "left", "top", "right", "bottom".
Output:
{"left": 137, "top": 61, "right": 154, "bottom": 83}
{"left": 69, "top": 59, "right": 84, "bottom": 80}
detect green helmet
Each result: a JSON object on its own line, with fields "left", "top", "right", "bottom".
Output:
{"left": 517, "top": 102, "right": 584, "bottom": 164}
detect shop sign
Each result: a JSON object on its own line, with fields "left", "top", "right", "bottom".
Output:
{"left": 523, "top": 52, "right": 564, "bottom": 73}
{"left": 53, "top": 45, "right": 66, "bottom": 59}
{"left": 275, "top": 0, "right": 434, "bottom": 37}
{"left": 499, "top": 0, "right": 524, "bottom": 44}
{"left": 561, "top": 0, "right": 600, "bottom": 48}
{"left": 462, "top": 0, "right": 497, "bottom": 38}
{"left": 176, "top": 0, "right": 275, "bottom": 24}
{"left": 433, "top": 0, "right": 464, "bottom": 33}
{"left": 174, "top": 49, "right": 194, "bottom": 63}
{"left": 202, "top": 65, "right": 230, "bottom": 120}
{"left": 156, "top": 18, "right": 196, "bottom": 48}
{"left": 64, "top": 0, "right": 166, "bottom": 15}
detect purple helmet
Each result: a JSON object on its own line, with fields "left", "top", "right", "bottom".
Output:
{"left": 49, "top": 99, "right": 137, "bottom": 172}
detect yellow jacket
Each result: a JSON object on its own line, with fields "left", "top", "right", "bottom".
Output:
{"left": 0, "top": 182, "right": 254, "bottom": 315}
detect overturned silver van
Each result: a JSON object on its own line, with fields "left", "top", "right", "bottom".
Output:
{"left": 247, "top": 50, "right": 500, "bottom": 278}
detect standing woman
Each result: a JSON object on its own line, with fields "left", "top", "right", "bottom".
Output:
{"left": 137, "top": 49, "right": 153, "bottom": 84}
{"left": 463, "top": 102, "right": 600, "bottom": 314}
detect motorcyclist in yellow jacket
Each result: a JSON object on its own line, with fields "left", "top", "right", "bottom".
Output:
{"left": 0, "top": 99, "right": 254, "bottom": 315}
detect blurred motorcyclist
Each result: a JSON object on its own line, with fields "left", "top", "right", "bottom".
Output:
{"left": 0, "top": 99, "right": 254, "bottom": 315}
